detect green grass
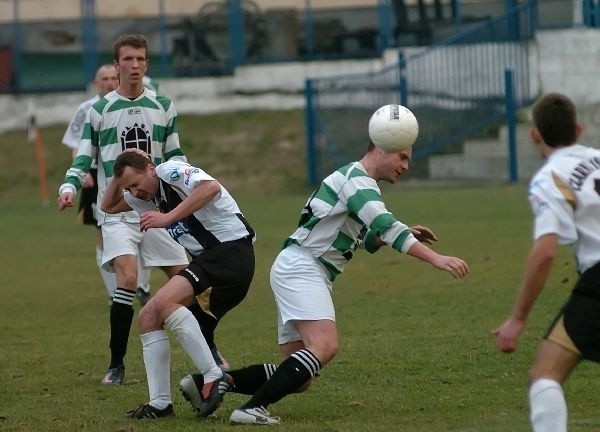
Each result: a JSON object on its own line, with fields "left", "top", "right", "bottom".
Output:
{"left": 1, "top": 113, "right": 599, "bottom": 431}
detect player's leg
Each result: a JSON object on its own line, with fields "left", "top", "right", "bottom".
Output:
{"left": 101, "top": 221, "right": 144, "bottom": 385}
{"left": 95, "top": 229, "right": 116, "bottom": 303}
{"left": 150, "top": 273, "right": 225, "bottom": 417}
{"left": 528, "top": 338, "right": 579, "bottom": 432}
{"left": 136, "top": 259, "right": 152, "bottom": 306}
{"left": 230, "top": 244, "right": 334, "bottom": 425}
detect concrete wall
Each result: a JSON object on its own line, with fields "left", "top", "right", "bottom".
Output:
{"left": 1, "top": 28, "right": 599, "bottom": 135}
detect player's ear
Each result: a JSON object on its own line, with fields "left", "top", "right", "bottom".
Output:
{"left": 530, "top": 128, "right": 542, "bottom": 144}
{"left": 575, "top": 123, "right": 583, "bottom": 140}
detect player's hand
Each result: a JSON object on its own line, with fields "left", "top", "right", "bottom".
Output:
{"left": 139, "top": 211, "right": 171, "bottom": 231}
{"left": 492, "top": 317, "right": 525, "bottom": 354}
{"left": 83, "top": 173, "right": 95, "bottom": 188}
{"left": 57, "top": 191, "right": 74, "bottom": 211}
{"left": 432, "top": 255, "right": 469, "bottom": 279}
{"left": 410, "top": 225, "right": 438, "bottom": 245}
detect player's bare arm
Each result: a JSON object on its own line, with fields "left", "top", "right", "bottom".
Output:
{"left": 406, "top": 241, "right": 469, "bottom": 278}
{"left": 101, "top": 177, "right": 132, "bottom": 214}
{"left": 139, "top": 180, "right": 220, "bottom": 231}
{"left": 492, "top": 233, "right": 557, "bottom": 353}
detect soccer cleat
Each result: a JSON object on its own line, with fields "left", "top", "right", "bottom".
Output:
{"left": 136, "top": 287, "right": 152, "bottom": 306}
{"left": 101, "top": 365, "right": 125, "bottom": 385}
{"left": 124, "top": 403, "right": 175, "bottom": 419}
{"left": 211, "top": 347, "right": 230, "bottom": 371}
{"left": 229, "top": 406, "right": 281, "bottom": 425}
{"left": 179, "top": 373, "right": 230, "bottom": 418}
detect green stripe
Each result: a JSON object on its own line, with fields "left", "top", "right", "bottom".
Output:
{"left": 166, "top": 115, "right": 177, "bottom": 135}
{"left": 92, "top": 98, "right": 109, "bottom": 115}
{"left": 64, "top": 176, "right": 82, "bottom": 190}
{"left": 107, "top": 97, "right": 160, "bottom": 112}
{"left": 153, "top": 124, "right": 166, "bottom": 143}
{"left": 318, "top": 257, "right": 341, "bottom": 281}
{"left": 347, "top": 188, "right": 382, "bottom": 215}
{"left": 314, "top": 182, "right": 338, "bottom": 207}
{"left": 152, "top": 156, "right": 163, "bottom": 166}
{"left": 337, "top": 163, "right": 353, "bottom": 176}
{"left": 164, "top": 148, "right": 186, "bottom": 160}
{"left": 347, "top": 166, "right": 368, "bottom": 179}
{"left": 369, "top": 213, "right": 396, "bottom": 236}
{"left": 99, "top": 127, "right": 118, "bottom": 147}
{"left": 81, "top": 123, "right": 93, "bottom": 141}
{"left": 156, "top": 94, "right": 172, "bottom": 111}
{"left": 331, "top": 231, "right": 354, "bottom": 253}
{"left": 72, "top": 155, "right": 93, "bottom": 171}
{"left": 103, "top": 160, "right": 115, "bottom": 178}
{"left": 364, "top": 230, "right": 380, "bottom": 253}
{"left": 302, "top": 215, "right": 321, "bottom": 231}
{"left": 392, "top": 230, "right": 412, "bottom": 252}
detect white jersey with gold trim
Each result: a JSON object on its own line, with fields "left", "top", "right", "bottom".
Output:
{"left": 529, "top": 144, "right": 600, "bottom": 273}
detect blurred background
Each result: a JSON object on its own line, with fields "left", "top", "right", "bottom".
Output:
{"left": 1, "top": 0, "right": 599, "bottom": 185}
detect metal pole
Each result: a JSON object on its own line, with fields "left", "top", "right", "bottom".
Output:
{"left": 80, "top": 0, "right": 98, "bottom": 85}
{"left": 304, "top": 0, "right": 314, "bottom": 58}
{"left": 504, "top": 68, "right": 518, "bottom": 183}
{"left": 11, "top": 0, "right": 22, "bottom": 91}
{"left": 304, "top": 79, "right": 318, "bottom": 186}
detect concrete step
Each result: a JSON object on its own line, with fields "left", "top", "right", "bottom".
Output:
{"left": 428, "top": 153, "right": 543, "bottom": 181}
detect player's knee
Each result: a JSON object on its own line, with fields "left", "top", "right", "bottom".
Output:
{"left": 138, "top": 298, "right": 161, "bottom": 332}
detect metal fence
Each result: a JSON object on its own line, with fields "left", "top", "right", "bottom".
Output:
{"left": 0, "top": 0, "right": 585, "bottom": 94}
{"left": 304, "top": 0, "right": 538, "bottom": 184}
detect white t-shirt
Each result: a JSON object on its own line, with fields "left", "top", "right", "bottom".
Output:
{"left": 529, "top": 144, "right": 600, "bottom": 273}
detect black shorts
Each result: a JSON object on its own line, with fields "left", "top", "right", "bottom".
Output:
{"left": 547, "top": 262, "right": 600, "bottom": 362}
{"left": 77, "top": 168, "right": 99, "bottom": 227}
{"left": 179, "top": 238, "right": 255, "bottom": 323}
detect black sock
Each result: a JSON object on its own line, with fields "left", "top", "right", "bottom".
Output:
{"left": 243, "top": 349, "right": 321, "bottom": 409}
{"left": 109, "top": 288, "right": 135, "bottom": 369}
{"left": 227, "top": 364, "right": 277, "bottom": 395}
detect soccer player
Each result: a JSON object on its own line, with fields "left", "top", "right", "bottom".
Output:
{"left": 493, "top": 93, "right": 600, "bottom": 432}
{"left": 57, "top": 34, "right": 189, "bottom": 386}
{"left": 214, "top": 104, "right": 470, "bottom": 425}
{"left": 101, "top": 149, "right": 256, "bottom": 419}
{"left": 62, "top": 64, "right": 153, "bottom": 306}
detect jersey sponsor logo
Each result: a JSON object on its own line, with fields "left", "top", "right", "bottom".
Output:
{"left": 128, "top": 107, "right": 142, "bottom": 115}
{"left": 165, "top": 221, "right": 190, "bottom": 241}
{"left": 121, "top": 123, "right": 151, "bottom": 156}
{"left": 170, "top": 170, "right": 180, "bottom": 181}
{"left": 183, "top": 168, "right": 200, "bottom": 186}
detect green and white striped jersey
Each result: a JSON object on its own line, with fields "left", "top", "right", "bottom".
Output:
{"left": 286, "top": 161, "right": 417, "bottom": 281}
{"left": 59, "top": 87, "right": 186, "bottom": 224}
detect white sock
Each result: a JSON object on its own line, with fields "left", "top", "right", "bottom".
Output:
{"left": 96, "top": 247, "right": 116, "bottom": 298}
{"left": 529, "top": 379, "right": 567, "bottom": 432}
{"left": 137, "top": 261, "right": 151, "bottom": 293}
{"left": 164, "top": 306, "right": 222, "bottom": 382}
{"left": 141, "top": 330, "right": 172, "bottom": 409}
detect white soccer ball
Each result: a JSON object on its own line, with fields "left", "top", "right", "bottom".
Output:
{"left": 368, "top": 104, "right": 419, "bottom": 153}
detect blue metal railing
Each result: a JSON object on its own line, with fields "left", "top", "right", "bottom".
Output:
{"left": 304, "top": 0, "right": 538, "bottom": 184}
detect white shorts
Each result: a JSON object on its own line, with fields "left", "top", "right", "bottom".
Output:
{"left": 101, "top": 220, "right": 188, "bottom": 272}
{"left": 270, "top": 244, "right": 335, "bottom": 345}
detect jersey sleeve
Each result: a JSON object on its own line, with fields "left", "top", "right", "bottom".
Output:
{"left": 159, "top": 96, "right": 186, "bottom": 162}
{"left": 156, "top": 161, "right": 214, "bottom": 195}
{"left": 62, "top": 103, "right": 89, "bottom": 150}
{"left": 58, "top": 107, "right": 98, "bottom": 194}
{"left": 341, "top": 176, "right": 417, "bottom": 253}
{"left": 124, "top": 191, "right": 159, "bottom": 215}
{"left": 529, "top": 172, "right": 577, "bottom": 244}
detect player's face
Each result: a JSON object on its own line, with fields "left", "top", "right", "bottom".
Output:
{"left": 115, "top": 46, "right": 148, "bottom": 87}
{"left": 95, "top": 66, "right": 118, "bottom": 97}
{"left": 120, "top": 165, "right": 157, "bottom": 201}
{"left": 379, "top": 147, "right": 412, "bottom": 183}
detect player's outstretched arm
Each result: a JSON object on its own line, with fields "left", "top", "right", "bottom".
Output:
{"left": 406, "top": 241, "right": 469, "bottom": 279}
{"left": 101, "top": 178, "right": 132, "bottom": 214}
{"left": 492, "top": 233, "right": 557, "bottom": 353}
{"left": 57, "top": 190, "right": 74, "bottom": 211}
{"left": 410, "top": 225, "right": 438, "bottom": 245}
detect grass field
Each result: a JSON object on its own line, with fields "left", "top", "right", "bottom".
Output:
{"left": 1, "top": 112, "right": 599, "bottom": 431}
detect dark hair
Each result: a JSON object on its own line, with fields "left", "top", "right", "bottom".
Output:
{"left": 113, "top": 34, "right": 148, "bottom": 62}
{"left": 114, "top": 152, "right": 152, "bottom": 178}
{"left": 532, "top": 93, "right": 577, "bottom": 148}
